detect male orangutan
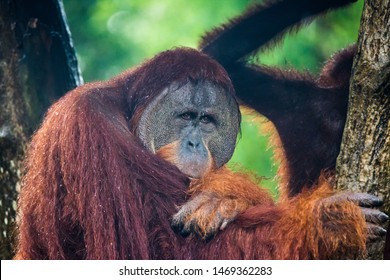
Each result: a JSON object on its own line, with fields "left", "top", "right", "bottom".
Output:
{"left": 14, "top": 0, "right": 387, "bottom": 259}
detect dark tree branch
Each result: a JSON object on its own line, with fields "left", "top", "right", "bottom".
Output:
{"left": 336, "top": 0, "right": 390, "bottom": 259}
{"left": 0, "top": 0, "right": 81, "bottom": 259}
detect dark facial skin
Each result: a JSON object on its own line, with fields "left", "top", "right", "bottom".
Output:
{"left": 137, "top": 80, "right": 240, "bottom": 178}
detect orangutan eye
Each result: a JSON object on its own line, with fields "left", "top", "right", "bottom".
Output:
{"left": 180, "top": 112, "right": 196, "bottom": 120}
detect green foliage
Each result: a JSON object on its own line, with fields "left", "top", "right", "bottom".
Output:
{"left": 256, "top": 0, "right": 363, "bottom": 72}
{"left": 64, "top": 0, "right": 253, "bottom": 81}
{"left": 229, "top": 115, "right": 279, "bottom": 198}
{"left": 63, "top": 0, "right": 363, "bottom": 195}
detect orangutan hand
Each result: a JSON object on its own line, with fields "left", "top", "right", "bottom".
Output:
{"left": 322, "top": 192, "right": 388, "bottom": 241}
{"left": 171, "top": 191, "right": 251, "bottom": 240}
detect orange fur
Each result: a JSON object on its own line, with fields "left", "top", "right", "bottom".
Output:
{"left": 187, "top": 167, "right": 274, "bottom": 237}
{"left": 240, "top": 106, "right": 290, "bottom": 201}
{"left": 262, "top": 121, "right": 290, "bottom": 201}
{"left": 189, "top": 166, "right": 272, "bottom": 206}
{"left": 272, "top": 175, "right": 367, "bottom": 259}
{"left": 240, "top": 110, "right": 367, "bottom": 258}
{"left": 157, "top": 122, "right": 367, "bottom": 257}
{"left": 158, "top": 139, "right": 274, "bottom": 237}
{"left": 156, "top": 141, "right": 181, "bottom": 167}
{"left": 157, "top": 141, "right": 214, "bottom": 177}
{"left": 190, "top": 169, "right": 367, "bottom": 258}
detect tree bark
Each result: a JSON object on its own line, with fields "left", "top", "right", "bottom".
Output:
{"left": 336, "top": 0, "right": 390, "bottom": 259}
{"left": 0, "top": 0, "right": 81, "bottom": 259}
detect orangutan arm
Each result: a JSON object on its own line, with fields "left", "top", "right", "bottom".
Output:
{"left": 171, "top": 166, "right": 275, "bottom": 239}
{"left": 270, "top": 176, "right": 387, "bottom": 259}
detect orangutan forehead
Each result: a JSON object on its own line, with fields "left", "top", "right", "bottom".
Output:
{"left": 161, "top": 80, "right": 233, "bottom": 110}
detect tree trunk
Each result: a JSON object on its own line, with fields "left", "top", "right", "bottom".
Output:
{"left": 336, "top": 0, "right": 390, "bottom": 259}
{"left": 0, "top": 0, "right": 81, "bottom": 259}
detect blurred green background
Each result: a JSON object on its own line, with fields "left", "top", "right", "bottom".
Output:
{"left": 63, "top": 0, "right": 364, "bottom": 197}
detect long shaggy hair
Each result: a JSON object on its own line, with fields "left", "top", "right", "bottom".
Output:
{"left": 15, "top": 0, "right": 374, "bottom": 260}
{"left": 15, "top": 48, "right": 366, "bottom": 260}
{"left": 15, "top": 48, "right": 232, "bottom": 259}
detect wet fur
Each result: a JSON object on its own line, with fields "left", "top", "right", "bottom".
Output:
{"left": 15, "top": 0, "right": 370, "bottom": 259}
{"left": 14, "top": 48, "right": 367, "bottom": 260}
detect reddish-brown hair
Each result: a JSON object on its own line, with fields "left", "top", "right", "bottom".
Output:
{"left": 15, "top": 48, "right": 366, "bottom": 260}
